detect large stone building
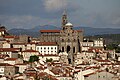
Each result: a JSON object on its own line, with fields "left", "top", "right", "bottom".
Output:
{"left": 40, "top": 11, "right": 83, "bottom": 65}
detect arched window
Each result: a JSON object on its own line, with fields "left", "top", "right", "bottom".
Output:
{"left": 67, "top": 46, "right": 70, "bottom": 53}
{"left": 73, "top": 47, "right": 75, "bottom": 53}
{"left": 62, "top": 47, "right": 64, "bottom": 52}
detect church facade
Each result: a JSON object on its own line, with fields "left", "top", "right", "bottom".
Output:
{"left": 39, "top": 12, "right": 83, "bottom": 65}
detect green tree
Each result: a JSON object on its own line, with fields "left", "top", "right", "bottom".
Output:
{"left": 116, "top": 47, "right": 120, "bottom": 53}
{"left": 46, "top": 58, "right": 53, "bottom": 62}
{"left": 29, "top": 55, "right": 39, "bottom": 63}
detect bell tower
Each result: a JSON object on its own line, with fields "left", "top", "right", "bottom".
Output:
{"left": 61, "top": 10, "right": 68, "bottom": 30}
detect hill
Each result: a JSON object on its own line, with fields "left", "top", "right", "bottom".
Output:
{"left": 8, "top": 25, "right": 60, "bottom": 37}
{"left": 8, "top": 25, "right": 120, "bottom": 37}
{"left": 85, "top": 34, "right": 120, "bottom": 44}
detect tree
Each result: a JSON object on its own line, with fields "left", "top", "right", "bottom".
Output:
{"left": 116, "top": 47, "right": 120, "bottom": 53}
{"left": 46, "top": 58, "right": 53, "bottom": 62}
{"left": 29, "top": 55, "right": 39, "bottom": 63}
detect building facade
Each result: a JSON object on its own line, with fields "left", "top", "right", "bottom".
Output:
{"left": 39, "top": 11, "right": 83, "bottom": 65}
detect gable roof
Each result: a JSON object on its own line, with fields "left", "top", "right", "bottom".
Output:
{"left": 0, "top": 48, "right": 20, "bottom": 52}
{"left": 22, "top": 49, "right": 39, "bottom": 52}
{"left": 4, "top": 58, "right": 18, "bottom": 61}
{"left": 40, "top": 30, "right": 60, "bottom": 33}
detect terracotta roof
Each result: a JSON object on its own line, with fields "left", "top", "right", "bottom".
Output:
{"left": 0, "top": 48, "right": 20, "bottom": 52}
{"left": 0, "top": 54, "right": 9, "bottom": 59}
{"left": 85, "top": 66, "right": 100, "bottom": 70}
{"left": 36, "top": 66, "right": 45, "bottom": 70}
{"left": 0, "top": 63, "right": 14, "bottom": 66}
{"left": 22, "top": 49, "right": 39, "bottom": 52}
{"left": 5, "top": 58, "right": 17, "bottom": 61}
{"left": 88, "top": 48, "right": 103, "bottom": 53}
{"left": 38, "top": 72, "right": 58, "bottom": 80}
{"left": 40, "top": 30, "right": 60, "bottom": 33}
{"left": 0, "top": 29, "right": 5, "bottom": 32}
{"left": 4, "top": 36, "right": 15, "bottom": 38}
{"left": 94, "top": 59, "right": 111, "bottom": 62}
{"left": 51, "top": 66, "right": 73, "bottom": 77}
{"left": 44, "top": 54, "right": 59, "bottom": 56}
{"left": 15, "top": 63, "right": 28, "bottom": 65}
{"left": 27, "top": 42, "right": 36, "bottom": 44}
{"left": 76, "top": 30, "right": 83, "bottom": 32}
{"left": 38, "top": 54, "right": 59, "bottom": 57}
{"left": 85, "top": 70, "right": 115, "bottom": 77}
{"left": 37, "top": 42, "right": 57, "bottom": 46}
{"left": 12, "top": 43, "right": 26, "bottom": 45}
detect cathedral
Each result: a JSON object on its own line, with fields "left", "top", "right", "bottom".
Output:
{"left": 40, "top": 11, "right": 83, "bottom": 65}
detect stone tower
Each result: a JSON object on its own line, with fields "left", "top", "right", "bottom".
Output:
{"left": 59, "top": 12, "right": 81, "bottom": 65}
{"left": 61, "top": 10, "right": 68, "bottom": 30}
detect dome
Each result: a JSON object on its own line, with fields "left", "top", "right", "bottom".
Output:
{"left": 65, "top": 22, "right": 73, "bottom": 26}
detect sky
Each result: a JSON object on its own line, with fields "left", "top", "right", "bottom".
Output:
{"left": 0, "top": 0, "right": 120, "bottom": 29}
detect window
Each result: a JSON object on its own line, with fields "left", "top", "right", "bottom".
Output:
{"left": 103, "top": 76, "right": 105, "bottom": 78}
{"left": 48, "top": 47, "right": 49, "bottom": 49}
{"left": 98, "top": 76, "right": 100, "bottom": 78}
{"left": 44, "top": 47, "right": 46, "bottom": 49}
{"left": 73, "top": 47, "right": 75, "bottom": 53}
{"left": 37, "top": 47, "right": 39, "bottom": 50}
{"left": 55, "top": 47, "right": 56, "bottom": 49}
{"left": 51, "top": 47, "right": 53, "bottom": 49}
{"left": 62, "top": 39, "right": 64, "bottom": 42}
{"left": 41, "top": 47, "right": 42, "bottom": 49}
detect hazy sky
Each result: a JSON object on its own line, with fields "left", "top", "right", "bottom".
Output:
{"left": 0, "top": 0, "right": 120, "bottom": 29}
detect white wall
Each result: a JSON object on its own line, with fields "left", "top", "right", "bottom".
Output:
{"left": 3, "top": 43, "right": 10, "bottom": 48}
{"left": 0, "top": 68, "right": 4, "bottom": 75}
{"left": 16, "top": 65, "right": 27, "bottom": 73}
{"left": 36, "top": 45, "right": 58, "bottom": 55}
{"left": 4, "top": 60, "right": 15, "bottom": 65}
